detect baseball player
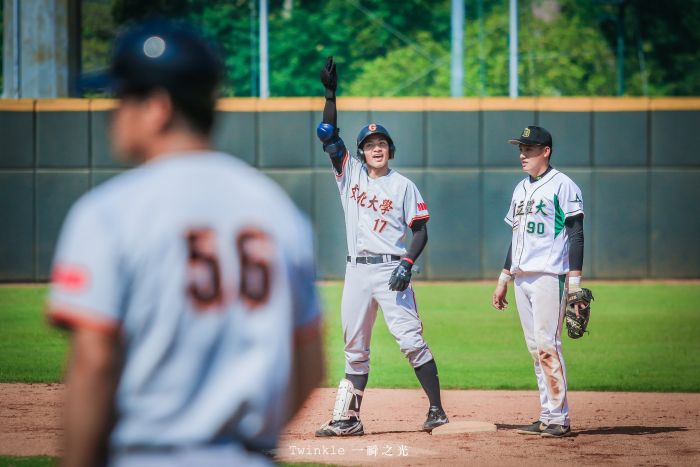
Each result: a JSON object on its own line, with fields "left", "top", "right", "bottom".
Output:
{"left": 48, "top": 20, "right": 323, "bottom": 467}
{"left": 492, "top": 126, "right": 585, "bottom": 438}
{"left": 314, "top": 57, "right": 448, "bottom": 437}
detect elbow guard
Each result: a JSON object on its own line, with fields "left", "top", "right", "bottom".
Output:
{"left": 317, "top": 122, "right": 346, "bottom": 160}
{"left": 317, "top": 122, "right": 338, "bottom": 143}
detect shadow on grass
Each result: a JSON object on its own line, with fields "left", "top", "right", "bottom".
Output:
{"left": 496, "top": 423, "right": 687, "bottom": 436}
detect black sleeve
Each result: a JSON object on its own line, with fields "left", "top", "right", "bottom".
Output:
{"left": 322, "top": 96, "right": 344, "bottom": 173}
{"left": 565, "top": 214, "right": 584, "bottom": 271}
{"left": 405, "top": 219, "right": 428, "bottom": 262}
{"left": 330, "top": 148, "right": 343, "bottom": 173}
{"left": 323, "top": 95, "right": 337, "bottom": 127}
{"left": 503, "top": 241, "right": 512, "bottom": 271}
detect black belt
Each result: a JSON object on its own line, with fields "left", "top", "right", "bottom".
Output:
{"left": 347, "top": 255, "right": 401, "bottom": 264}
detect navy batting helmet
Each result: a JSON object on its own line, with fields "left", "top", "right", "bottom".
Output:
{"left": 356, "top": 123, "right": 396, "bottom": 160}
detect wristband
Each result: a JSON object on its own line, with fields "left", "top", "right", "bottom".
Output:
{"left": 498, "top": 271, "right": 511, "bottom": 286}
{"left": 401, "top": 257, "right": 414, "bottom": 265}
{"left": 568, "top": 275, "right": 582, "bottom": 292}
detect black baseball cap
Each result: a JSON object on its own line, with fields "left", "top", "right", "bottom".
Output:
{"left": 79, "top": 18, "right": 222, "bottom": 105}
{"left": 508, "top": 126, "right": 553, "bottom": 148}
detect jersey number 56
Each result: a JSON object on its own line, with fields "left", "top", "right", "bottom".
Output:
{"left": 185, "top": 228, "right": 273, "bottom": 311}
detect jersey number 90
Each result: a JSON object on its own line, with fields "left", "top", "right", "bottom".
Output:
{"left": 526, "top": 221, "right": 545, "bottom": 235}
{"left": 186, "top": 228, "right": 273, "bottom": 311}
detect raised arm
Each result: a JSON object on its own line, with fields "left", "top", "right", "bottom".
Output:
{"left": 316, "top": 57, "right": 347, "bottom": 174}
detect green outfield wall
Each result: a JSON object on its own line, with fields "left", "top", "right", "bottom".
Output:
{"left": 1, "top": 97, "right": 699, "bottom": 281}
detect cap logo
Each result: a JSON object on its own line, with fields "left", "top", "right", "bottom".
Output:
{"left": 368, "top": 123, "right": 377, "bottom": 131}
{"left": 143, "top": 36, "right": 166, "bottom": 58}
{"left": 522, "top": 127, "right": 531, "bottom": 138}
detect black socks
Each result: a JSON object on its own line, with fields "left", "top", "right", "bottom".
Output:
{"left": 344, "top": 364, "right": 443, "bottom": 415}
{"left": 414, "top": 359, "right": 443, "bottom": 409}
{"left": 345, "top": 373, "right": 368, "bottom": 414}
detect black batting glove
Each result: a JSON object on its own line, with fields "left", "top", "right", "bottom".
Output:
{"left": 389, "top": 259, "right": 413, "bottom": 292}
{"left": 320, "top": 56, "right": 337, "bottom": 99}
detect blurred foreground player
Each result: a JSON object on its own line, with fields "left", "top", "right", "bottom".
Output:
{"left": 48, "top": 19, "right": 323, "bottom": 467}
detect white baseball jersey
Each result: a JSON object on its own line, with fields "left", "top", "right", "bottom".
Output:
{"left": 49, "top": 151, "right": 320, "bottom": 451}
{"left": 504, "top": 168, "right": 584, "bottom": 275}
{"left": 335, "top": 152, "right": 429, "bottom": 257}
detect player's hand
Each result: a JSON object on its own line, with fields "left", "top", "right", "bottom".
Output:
{"left": 568, "top": 283, "right": 584, "bottom": 317}
{"left": 320, "top": 56, "right": 337, "bottom": 92}
{"left": 492, "top": 284, "right": 508, "bottom": 310}
{"left": 389, "top": 260, "right": 412, "bottom": 292}
{"left": 572, "top": 300, "right": 588, "bottom": 318}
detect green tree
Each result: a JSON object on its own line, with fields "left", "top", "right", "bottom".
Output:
{"left": 348, "top": 0, "right": 617, "bottom": 96}
{"left": 190, "top": 0, "right": 257, "bottom": 96}
{"left": 518, "top": 0, "right": 617, "bottom": 96}
{"left": 77, "top": 0, "right": 699, "bottom": 97}
{"left": 625, "top": 0, "right": 700, "bottom": 95}
{"left": 347, "top": 32, "right": 451, "bottom": 96}
{"left": 82, "top": 0, "right": 117, "bottom": 72}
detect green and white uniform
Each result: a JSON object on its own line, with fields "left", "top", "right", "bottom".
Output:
{"left": 504, "top": 168, "right": 584, "bottom": 427}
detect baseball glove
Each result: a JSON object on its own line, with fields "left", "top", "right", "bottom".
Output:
{"left": 565, "top": 288, "right": 593, "bottom": 339}
{"left": 320, "top": 56, "right": 337, "bottom": 98}
{"left": 388, "top": 260, "right": 412, "bottom": 292}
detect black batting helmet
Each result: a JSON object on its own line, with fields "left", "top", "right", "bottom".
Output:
{"left": 356, "top": 123, "right": 396, "bottom": 160}
{"left": 80, "top": 18, "right": 222, "bottom": 133}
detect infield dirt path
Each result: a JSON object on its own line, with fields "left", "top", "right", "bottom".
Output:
{"left": 1, "top": 384, "right": 699, "bottom": 466}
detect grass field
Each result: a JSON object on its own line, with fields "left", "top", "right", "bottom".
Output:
{"left": 0, "top": 457, "right": 55, "bottom": 467}
{"left": 1, "top": 283, "right": 699, "bottom": 392}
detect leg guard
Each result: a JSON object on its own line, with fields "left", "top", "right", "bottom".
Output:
{"left": 331, "top": 378, "right": 364, "bottom": 421}
{"left": 315, "top": 379, "right": 366, "bottom": 437}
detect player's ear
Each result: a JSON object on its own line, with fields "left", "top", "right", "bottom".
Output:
{"left": 146, "top": 90, "right": 175, "bottom": 134}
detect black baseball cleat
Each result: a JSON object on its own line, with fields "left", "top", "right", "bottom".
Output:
{"left": 422, "top": 406, "right": 449, "bottom": 431}
{"left": 516, "top": 420, "right": 548, "bottom": 435}
{"left": 315, "top": 417, "right": 364, "bottom": 437}
{"left": 541, "top": 423, "right": 571, "bottom": 438}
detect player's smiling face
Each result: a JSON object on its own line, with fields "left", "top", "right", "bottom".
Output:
{"left": 363, "top": 135, "right": 391, "bottom": 174}
{"left": 518, "top": 144, "right": 551, "bottom": 177}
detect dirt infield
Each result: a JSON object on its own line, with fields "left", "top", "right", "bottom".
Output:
{"left": 2, "top": 384, "right": 699, "bottom": 466}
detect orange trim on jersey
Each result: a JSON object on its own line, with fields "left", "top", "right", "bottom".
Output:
{"left": 334, "top": 150, "right": 350, "bottom": 180}
{"left": 408, "top": 214, "right": 430, "bottom": 228}
{"left": 52, "top": 264, "right": 90, "bottom": 292}
{"left": 48, "top": 305, "right": 120, "bottom": 336}
{"left": 294, "top": 315, "right": 322, "bottom": 345}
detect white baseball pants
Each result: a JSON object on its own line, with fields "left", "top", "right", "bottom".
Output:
{"left": 514, "top": 272, "right": 570, "bottom": 426}
{"left": 342, "top": 261, "right": 433, "bottom": 375}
